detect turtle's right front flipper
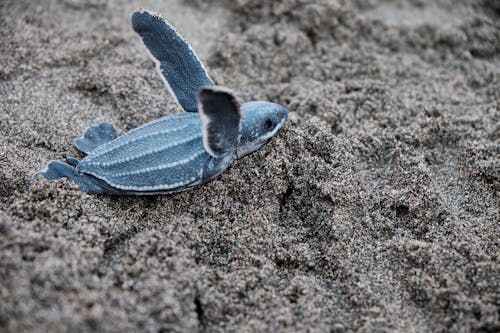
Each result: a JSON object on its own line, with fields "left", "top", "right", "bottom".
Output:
{"left": 132, "top": 10, "right": 214, "bottom": 112}
{"left": 198, "top": 87, "right": 242, "bottom": 158}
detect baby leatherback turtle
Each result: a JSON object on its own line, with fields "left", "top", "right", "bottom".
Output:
{"left": 35, "top": 10, "right": 288, "bottom": 195}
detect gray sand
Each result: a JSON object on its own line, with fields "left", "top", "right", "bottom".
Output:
{"left": 1, "top": 0, "right": 499, "bottom": 332}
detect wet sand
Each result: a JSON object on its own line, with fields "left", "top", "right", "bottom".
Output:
{"left": 1, "top": 0, "right": 499, "bottom": 332}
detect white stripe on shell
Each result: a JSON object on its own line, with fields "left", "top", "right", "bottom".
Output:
{"left": 90, "top": 122, "right": 190, "bottom": 157}
{"left": 109, "top": 148, "right": 205, "bottom": 177}
{"left": 122, "top": 112, "right": 195, "bottom": 137}
{"left": 106, "top": 175, "right": 198, "bottom": 191}
{"left": 87, "top": 132, "right": 201, "bottom": 167}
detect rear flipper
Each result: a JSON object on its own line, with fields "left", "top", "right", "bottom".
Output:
{"left": 34, "top": 160, "right": 112, "bottom": 194}
{"left": 74, "top": 122, "right": 117, "bottom": 154}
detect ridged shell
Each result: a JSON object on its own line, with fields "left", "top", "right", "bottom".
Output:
{"left": 78, "top": 112, "right": 210, "bottom": 191}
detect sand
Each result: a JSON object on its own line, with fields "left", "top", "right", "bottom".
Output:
{"left": 1, "top": 0, "right": 499, "bottom": 332}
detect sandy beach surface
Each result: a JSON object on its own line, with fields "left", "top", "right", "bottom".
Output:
{"left": 1, "top": 0, "right": 499, "bottom": 332}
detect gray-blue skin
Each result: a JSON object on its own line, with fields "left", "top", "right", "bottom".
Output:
{"left": 34, "top": 10, "right": 288, "bottom": 195}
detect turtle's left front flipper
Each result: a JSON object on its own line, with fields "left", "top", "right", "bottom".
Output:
{"left": 198, "top": 87, "right": 242, "bottom": 158}
{"left": 74, "top": 122, "right": 117, "bottom": 154}
{"left": 132, "top": 10, "right": 214, "bottom": 112}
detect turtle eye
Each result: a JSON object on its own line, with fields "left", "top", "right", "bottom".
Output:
{"left": 264, "top": 118, "right": 274, "bottom": 130}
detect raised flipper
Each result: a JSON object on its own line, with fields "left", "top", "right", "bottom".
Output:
{"left": 131, "top": 10, "right": 214, "bottom": 112}
{"left": 198, "top": 87, "right": 242, "bottom": 158}
{"left": 74, "top": 122, "right": 117, "bottom": 154}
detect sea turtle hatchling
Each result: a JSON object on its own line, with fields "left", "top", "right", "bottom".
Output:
{"left": 35, "top": 10, "right": 288, "bottom": 195}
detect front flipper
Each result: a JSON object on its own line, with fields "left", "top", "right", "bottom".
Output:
{"left": 34, "top": 160, "right": 113, "bottom": 194}
{"left": 198, "top": 87, "right": 242, "bottom": 158}
{"left": 74, "top": 122, "right": 117, "bottom": 154}
{"left": 132, "top": 10, "right": 214, "bottom": 112}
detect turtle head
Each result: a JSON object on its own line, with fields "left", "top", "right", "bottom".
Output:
{"left": 236, "top": 101, "right": 288, "bottom": 158}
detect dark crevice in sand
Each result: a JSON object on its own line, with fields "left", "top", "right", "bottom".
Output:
{"left": 194, "top": 293, "right": 207, "bottom": 332}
